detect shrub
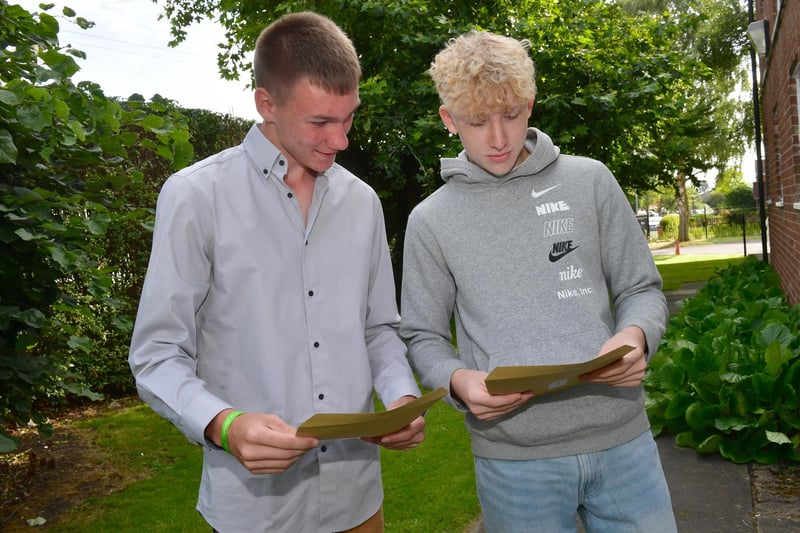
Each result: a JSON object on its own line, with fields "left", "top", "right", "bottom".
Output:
{"left": 644, "top": 256, "right": 800, "bottom": 464}
{"left": 0, "top": 4, "right": 192, "bottom": 451}
{"left": 660, "top": 213, "right": 679, "bottom": 240}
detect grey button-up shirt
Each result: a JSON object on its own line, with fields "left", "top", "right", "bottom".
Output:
{"left": 129, "top": 124, "right": 420, "bottom": 532}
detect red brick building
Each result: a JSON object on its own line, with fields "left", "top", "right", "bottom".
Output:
{"left": 752, "top": 0, "right": 800, "bottom": 304}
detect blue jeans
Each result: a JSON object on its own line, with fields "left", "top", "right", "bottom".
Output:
{"left": 474, "top": 430, "right": 677, "bottom": 533}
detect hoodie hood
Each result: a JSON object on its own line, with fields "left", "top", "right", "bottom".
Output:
{"left": 440, "top": 127, "right": 560, "bottom": 187}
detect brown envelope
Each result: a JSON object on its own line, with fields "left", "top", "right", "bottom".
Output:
{"left": 296, "top": 387, "right": 447, "bottom": 439}
{"left": 484, "top": 345, "right": 635, "bottom": 395}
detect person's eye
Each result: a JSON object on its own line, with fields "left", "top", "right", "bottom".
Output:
{"left": 505, "top": 113, "right": 520, "bottom": 120}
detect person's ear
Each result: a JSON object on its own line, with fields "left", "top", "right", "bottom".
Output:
{"left": 439, "top": 106, "right": 458, "bottom": 135}
{"left": 255, "top": 87, "right": 276, "bottom": 121}
{"left": 526, "top": 98, "right": 535, "bottom": 117}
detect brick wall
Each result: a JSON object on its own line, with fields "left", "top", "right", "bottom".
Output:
{"left": 757, "top": 0, "right": 800, "bottom": 304}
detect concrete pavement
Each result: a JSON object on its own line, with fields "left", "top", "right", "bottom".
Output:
{"left": 651, "top": 239, "right": 769, "bottom": 257}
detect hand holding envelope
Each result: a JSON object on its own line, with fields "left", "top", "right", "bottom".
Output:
{"left": 484, "top": 345, "right": 635, "bottom": 395}
{"left": 296, "top": 387, "right": 446, "bottom": 439}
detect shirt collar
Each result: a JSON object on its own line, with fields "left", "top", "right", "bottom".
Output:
{"left": 243, "top": 124, "right": 288, "bottom": 181}
{"left": 242, "top": 124, "right": 331, "bottom": 191}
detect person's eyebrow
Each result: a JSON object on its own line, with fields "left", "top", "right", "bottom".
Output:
{"left": 310, "top": 101, "right": 361, "bottom": 122}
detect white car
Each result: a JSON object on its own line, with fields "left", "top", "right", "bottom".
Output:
{"left": 637, "top": 210, "right": 662, "bottom": 232}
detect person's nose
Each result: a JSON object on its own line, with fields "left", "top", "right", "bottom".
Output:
{"left": 487, "top": 120, "right": 507, "bottom": 149}
{"left": 328, "top": 124, "right": 349, "bottom": 151}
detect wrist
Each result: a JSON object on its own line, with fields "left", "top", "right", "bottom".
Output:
{"left": 220, "top": 410, "right": 245, "bottom": 454}
{"left": 205, "top": 408, "right": 235, "bottom": 448}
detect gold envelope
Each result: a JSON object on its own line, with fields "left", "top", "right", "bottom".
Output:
{"left": 296, "top": 387, "right": 447, "bottom": 439}
{"left": 484, "top": 345, "right": 635, "bottom": 395}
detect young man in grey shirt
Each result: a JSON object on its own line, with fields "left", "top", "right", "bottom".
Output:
{"left": 400, "top": 30, "right": 676, "bottom": 532}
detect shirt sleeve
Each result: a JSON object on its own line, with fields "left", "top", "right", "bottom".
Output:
{"left": 399, "top": 207, "right": 467, "bottom": 404}
{"left": 128, "top": 175, "right": 231, "bottom": 445}
{"left": 596, "top": 169, "right": 668, "bottom": 358}
{"left": 363, "top": 194, "right": 422, "bottom": 406}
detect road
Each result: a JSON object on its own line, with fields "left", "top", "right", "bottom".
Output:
{"left": 651, "top": 239, "right": 769, "bottom": 257}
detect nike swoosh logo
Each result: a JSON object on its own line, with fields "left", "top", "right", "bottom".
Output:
{"left": 531, "top": 184, "right": 559, "bottom": 198}
{"left": 549, "top": 244, "right": 579, "bottom": 262}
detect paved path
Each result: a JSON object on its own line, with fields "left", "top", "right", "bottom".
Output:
{"left": 651, "top": 239, "right": 768, "bottom": 257}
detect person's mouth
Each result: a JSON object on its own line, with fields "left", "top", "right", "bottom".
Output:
{"left": 488, "top": 152, "right": 510, "bottom": 163}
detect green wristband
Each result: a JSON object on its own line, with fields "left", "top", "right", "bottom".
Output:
{"left": 220, "top": 410, "right": 245, "bottom": 454}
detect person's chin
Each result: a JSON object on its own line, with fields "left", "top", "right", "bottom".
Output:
{"left": 314, "top": 154, "right": 337, "bottom": 171}
{"left": 481, "top": 161, "right": 513, "bottom": 177}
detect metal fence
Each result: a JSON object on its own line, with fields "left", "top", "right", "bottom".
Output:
{"left": 638, "top": 208, "right": 762, "bottom": 242}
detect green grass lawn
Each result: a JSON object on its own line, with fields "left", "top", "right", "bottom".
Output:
{"left": 653, "top": 254, "right": 747, "bottom": 290}
{"left": 50, "top": 398, "right": 478, "bottom": 533}
{"left": 46, "top": 252, "right": 752, "bottom": 532}
{"left": 50, "top": 405, "right": 205, "bottom": 533}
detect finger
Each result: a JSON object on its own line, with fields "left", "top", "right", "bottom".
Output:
{"left": 239, "top": 447, "right": 309, "bottom": 473}
{"left": 368, "top": 417, "right": 426, "bottom": 448}
{"left": 244, "top": 456, "right": 304, "bottom": 474}
{"left": 474, "top": 395, "right": 534, "bottom": 420}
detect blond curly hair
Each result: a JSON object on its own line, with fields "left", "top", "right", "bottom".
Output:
{"left": 429, "top": 30, "right": 536, "bottom": 117}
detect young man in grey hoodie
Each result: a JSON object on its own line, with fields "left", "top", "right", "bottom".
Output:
{"left": 400, "top": 30, "right": 677, "bottom": 532}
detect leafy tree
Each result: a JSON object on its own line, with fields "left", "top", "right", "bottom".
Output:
{"left": 156, "top": 0, "right": 714, "bottom": 280}
{"left": 64, "top": 104, "right": 253, "bottom": 396}
{"left": 619, "top": 0, "right": 751, "bottom": 241}
{"left": 713, "top": 165, "right": 747, "bottom": 195}
{"left": 705, "top": 190, "right": 727, "bottom": 210}
{"left": 0, "top": 2, "right": 192, "bottom": 451}
{"left": 724, "top": 183, "right": 756, "bottom": 209}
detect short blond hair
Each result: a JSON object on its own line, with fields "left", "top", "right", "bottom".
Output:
{"left": 429, "top": 31, "right": 536, "bottom": 117}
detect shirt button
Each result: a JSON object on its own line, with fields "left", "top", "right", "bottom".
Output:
{"left": 320, "top": 445, "right": 327, "bottom": 453}
{"left": 318, "top": 393, "right": 324, "bottom": 400}
{"left": 262, "top": 168, "right": 268, "bottom": 175}
{"left": 313, "top": 341, "right": 320, "bottom": 348}
{"left": 279, "top": 160, "right": 285, "bottom": 166}
{"left": 308, "top": 290, "right": 314, "bottom": 297}
{"left": 287, "top": 192, "right": 293, "bottom": 198}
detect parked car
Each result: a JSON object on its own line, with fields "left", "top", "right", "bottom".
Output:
{"left": 637, "top": 210, "right": 662, "bottom": 232}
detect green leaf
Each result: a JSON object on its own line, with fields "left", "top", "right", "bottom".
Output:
{"left": 761, "top": 323, "right": 794, "bottom": 346}
{"left": 0, "top": 431, "right": 20, "bottom": 453}
{"left": 84, "top": 212, "right": 111, "bottom": 235}
{"left": 14, "top": 227, "right": 36, "bottom": 241}
{"left": 142, "top": 114, "right": 165, "bottom": 130}
{"left": 0, "top": 128, "right": 18, "bottom": 164}
{"left": 17, "top": 104, "right": 49, "bottom": 131}
{"left": 715, "top": 417, "right": 750, "bottom": 432}
{"left": 719, "top": 438, "right": 754, "bottom": 464}
{"left": 67, "top": 335, "right": 92, "bottom": 353}
{"left": 75, "top": 17, "right": 94, "bottom": 30}
{"left": 764, "top": 341, "right": 791, "bottom": 377}
{"left": 751, "top": 373, "right": 777, "bottom": 402}
{"left": 685, "top": 402, "right": 720, "bottom": 430}
{"left": 764, "top": 430, "right": 791, "bottom": 446}
{"left": 665, "top": 391, "right": 694, "bottom": 420}
{"left": 0, "top": 88, "right": 21, "bottom": 105}
{"left": 675, "top": 431, "right": 697, "bottom": 447}
{"left": 696, "top": 434, "right": 721, "bottom": 454}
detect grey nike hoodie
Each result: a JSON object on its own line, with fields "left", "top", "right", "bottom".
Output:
{"left": 400, "top": 128, "right": 668, "bottom": 459}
